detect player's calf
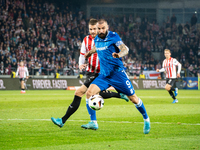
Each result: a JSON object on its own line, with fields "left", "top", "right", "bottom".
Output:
{"left": 128, "top": 94, "right": 139, "bottom": 104}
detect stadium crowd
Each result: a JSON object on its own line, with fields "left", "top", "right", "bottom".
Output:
{"left": 0, "top": 0, "right": 200, "bottom": 77}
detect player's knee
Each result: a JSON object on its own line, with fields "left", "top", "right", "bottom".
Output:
{"left": 86, "top": 89, "right": 93, "bottom": 99}
{"left": 165, "top": 87, "right": 168, "bottom": 91}
{"left": 75, "top": 88, "right": 85, "bottom": 97}
{"left": 165, "top": 86, "right": 170, "bottom": 91}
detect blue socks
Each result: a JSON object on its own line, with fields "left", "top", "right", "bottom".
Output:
{"left": 135, "top": 98, "right": 149, "bottom": 119}
{"left": 86, "top": 97, "right": 148, "bottom": 122}
{"left": 86, "top": 98, "right": 97, "bottom": 121}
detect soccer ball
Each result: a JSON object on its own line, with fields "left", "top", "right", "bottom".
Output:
{"left": 88, "top": 95, "right": 104, "bottom": 111}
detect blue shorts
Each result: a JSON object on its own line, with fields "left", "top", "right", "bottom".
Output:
{"left": 91, "top": 70, "right": 135, "bottom": 96}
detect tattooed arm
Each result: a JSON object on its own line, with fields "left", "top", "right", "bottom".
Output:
{"left": 84, "top": 46, "right": 97, "bottom": 59}
{"left": 112, "top": 44, "right": 129, "bottom": 58}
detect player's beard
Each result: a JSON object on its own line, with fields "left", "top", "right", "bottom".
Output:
{"left": 98, "top": 31, "right": 108, "bottom": 39}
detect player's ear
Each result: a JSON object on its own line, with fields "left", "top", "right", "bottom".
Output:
{"left": 107, "top": 25, "right": 109, "bottom": 30}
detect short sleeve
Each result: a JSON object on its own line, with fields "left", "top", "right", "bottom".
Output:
{"left": 80, "top": 38, "right": 86, "bottom": 54}
{"left": 162, "top": 60, "right": 165, "bottom": 68}
{"left": 173, "top": 58, "right": 180, "bottom": 66}
{"left": 112, "top": 32, "right": 124, "bottom": 47}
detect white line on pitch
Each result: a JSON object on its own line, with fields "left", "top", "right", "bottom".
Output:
{"left": 0, "top": 94, "right": 74, "bottom": 96}
{"left": 0, "top": 94, "right": 200, "bottom": 99}
{"left": 140, "top": 96, "right": 200, "bottom": 99}
{"left": 0, "top": 119, "right": 199, "bottom": 126}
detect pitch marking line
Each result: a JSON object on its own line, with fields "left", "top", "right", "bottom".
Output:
{"left": 0, "top": 94, "right": 200, "bottom": 99}
{"left": 0, "top": 119, "right": 199, "bottom": 126}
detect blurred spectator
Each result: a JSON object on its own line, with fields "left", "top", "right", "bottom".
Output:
{"left": 184, "top": 22, "right": 190, "bottom": 32}
{"left": 157, "top": 74, "right": 162, "bottom": 79}
{"left": 165, "top": 16, "right": 170, "bottom": 28}
{"left": 178, "top": 23, "right": 183, "bottom": 35}
{"left": 143, "top": 64, "right": 149, "bottom": 71}
{"left": 0, "top": 0, "right": 199, "bottom": 77}
{"left": 191, "top": 14, "right": 197, "bottom": 27}
{"left": 135, "top": 16, "right": 141, "bottom": 24}
{"left": 149, "top": 64, "right": 155, "bottom": 70}
{"left": 139, "top": 72, "right": 145, "bottom": 79}
{"left": 11, "top": 61, "right": 17, "bottom": 71}
{"left": 170, "top": 14, "right": 177, "bottom": 25}
{"left": 193, "top": 64, "right": 199, "bottom": 77}
{"left": 133, "top": 74, "right": 137, "bottom": 79}
{"left": 188, "top": 64, "right": 194, "bottom": 73}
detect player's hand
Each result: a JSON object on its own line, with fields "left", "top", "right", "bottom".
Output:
{"left": 26, "top": 76, "right": 29, "bottom": 79}
{"left": 156, "top": 69, "right": 160, "bottom": 72}
{"left": 79, "top": 64, "right": 87, "bottom": 71}
{"left": 84, "top": 52, "right": 91, "bottom": 59}
{"left": 112, "top": 52, "right": 120, "bottom": 58}
{"left": 177, "top": 73, "right": 180, "bottom": 78}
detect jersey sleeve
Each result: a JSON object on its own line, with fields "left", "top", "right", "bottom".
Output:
{"left": 16, "top": 67, "right": 19, "bottom": 76}
{"left": 173, "top": 58, "right": 180, "bottom": 66}
{"left": 162, "top": 60, "right": 165, "bottom": 68}
{"left": 80, "top": 39, "right": 86, "bottom": 54}
{"left": 25, "top": 67, "right": 29, "bottom": 77}
{"left": 79, "top": 54, "right": 85, "bottom": 66}
{"left": 79, "top": 39, "right": 86, "bottom": 66}
{"left": 113, "top": 32, "right": 124, "bottom": 47}
{"left": 159, "top": 60, "right": 165, "bottom": 72}
{"left": 173, "top": 59, "right": 182, "bottom": 74}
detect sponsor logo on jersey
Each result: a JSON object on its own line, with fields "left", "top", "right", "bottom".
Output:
{"left": 96, "top": 46, "right": 108, "bottom": 51}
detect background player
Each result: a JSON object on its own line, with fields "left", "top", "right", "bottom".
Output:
{"left": 51, "top": 18, "right": 128, "bottom": 130}
{"left": 15, "top": 61, "right": 29, "bottom": 93}
{"left": 85, "top": 19, "right": 150, "bottom": 134}
{"left": 156, "top": 49, "right": 182, "bottom": 103}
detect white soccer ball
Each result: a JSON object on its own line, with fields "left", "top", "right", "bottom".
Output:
{"left": 88, "top": 95, "right": 104, "bottom": 110}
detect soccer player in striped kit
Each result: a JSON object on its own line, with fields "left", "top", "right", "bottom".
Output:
{"left": 51, "top": 18, "right": 129, "bottom": 130}
{"left": 156, "top": 49, "right": 182, "bottom": 103}
{"left": 16, "top": 61, "right": 29, "bottom": 93}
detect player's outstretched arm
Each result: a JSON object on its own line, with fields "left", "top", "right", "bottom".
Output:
{"left": 15, "top": 67, "right": 19, "bottom": 77}
{"left": 85, "top": 46, "right": 96, "bottom": 59}
{"left": 157, "top": 68, "right": 165, "bottom": 72}
{"left": 177, "top": 63, "right": 182, "bottom": 78}
{"left": 113, "top": 44, "right": 129, "bottom": 58}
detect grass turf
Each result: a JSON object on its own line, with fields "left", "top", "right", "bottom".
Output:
{"left": 0, "top": 90, "right": 200, "bottom": 150}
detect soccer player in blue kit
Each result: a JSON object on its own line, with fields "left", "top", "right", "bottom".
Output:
{"left": 85, "top": 19, "right": 150, "bottom": 134}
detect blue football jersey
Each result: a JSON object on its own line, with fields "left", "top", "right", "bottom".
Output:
{"left": 94, "top": 31, "right": 125, "bottom": 76}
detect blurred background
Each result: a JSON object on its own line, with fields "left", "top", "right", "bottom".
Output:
{"left": 0, "top": 0, "right": 200, "bottom": 79}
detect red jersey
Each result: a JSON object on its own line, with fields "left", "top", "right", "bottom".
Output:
{"left": 79, "top": 35, "right": 100, "bottom": 73}
{"left": 161, "top": 57, "right": 181, "bottom": 79}
{"left": 16, "top": 66, "right": 29, "bottom": 78}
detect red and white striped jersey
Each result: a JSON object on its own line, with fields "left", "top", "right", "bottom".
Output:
{"left": 79, "top": 35, "right": 100, "bottom": 73}
{"left": 160, "top": 57, "right": 181, "bottom": 79}
{"left": 16, "top": 66, "right": 29, "bottom": 78}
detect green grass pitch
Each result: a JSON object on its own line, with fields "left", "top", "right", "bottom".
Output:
{"left": 0, "top": 90, "right": 200, "bottom": 150}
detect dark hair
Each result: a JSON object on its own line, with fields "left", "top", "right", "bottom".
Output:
{"left": 98, "top": 19, "right": 107, "bottom": 24}
{"left": 89, "top": 18, "right": 98, "bottom": 25}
